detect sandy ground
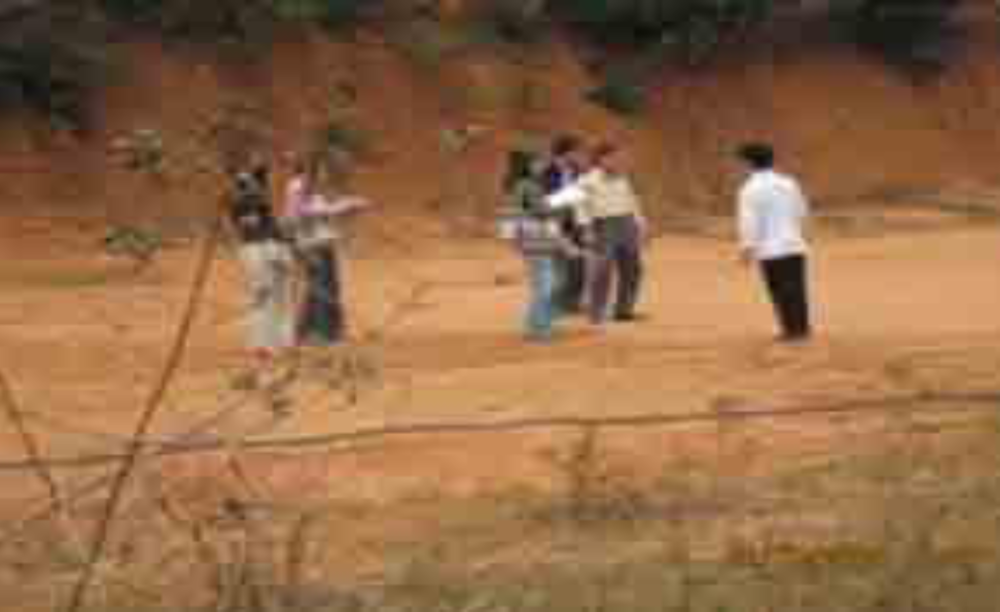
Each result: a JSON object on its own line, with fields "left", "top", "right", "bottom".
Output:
{"left": 1, "top": 222, "right": 999, "bottom": 512}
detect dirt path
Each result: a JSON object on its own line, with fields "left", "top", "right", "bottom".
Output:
{"left": 1, "top": 226, "right": 999, "bottom": 506}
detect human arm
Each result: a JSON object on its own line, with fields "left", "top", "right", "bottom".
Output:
{"left": 737, "top": 187, "right": 760, "bottom": 265}
{"left": 302, "top": 194, "right": 371, "bottom": 217}
{"left": 627, "top": 177, "right": 650, "bottom": 243}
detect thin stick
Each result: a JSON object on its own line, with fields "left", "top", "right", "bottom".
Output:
{"left": 63, "top": 207, "right": 224, "bottom": 612}
{"left": 0, "top": 369, "right": 63, "bottom": 513}
{"left": 1, "top": 390, "right": 996, "bottom": 475}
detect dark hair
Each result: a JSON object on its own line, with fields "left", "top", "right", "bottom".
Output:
{"left": 737, "top": 142, "right": 775, "bottom": 170}
{"left": 503, "top": 149, "right": 536, "bottom": 192}
{"left": 552, "top": 134, "right": 582, "bottom": 158}
{"left": 292, "top": 157, "right": 310, "bottom": 176}
{"left": 592, "top": 141, "right": 619, "bottom": 164}
{"left": 251, "top": 163, "right": 270, "bottom": 187}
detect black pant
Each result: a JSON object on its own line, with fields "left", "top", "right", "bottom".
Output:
{"left": 557, "top": 221, "right": 588, "bottom": 312}
{"left": 559, "top": 255, "right": 587, "bottom": 312}
{"left": 589, "top": 216, "right": 643, "bottom": 322}
{"left": 298, "top": 245, "right": 345, "bottom": 344}
{"left": 761, "top": 255, "right": 810, "bottom": 339}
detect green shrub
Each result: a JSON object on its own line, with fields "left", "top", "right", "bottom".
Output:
{"left": 837, "top": 0, "right": 961, "bottom": 74}
{"left": 587, "top": 62, "right": 650, "bottom": 116}
{"left": 99, "top": 0, "right": 370, "bottom": 39}
{"left": 270, "top": 0, "right": 369, "bottom": 29}
{"left": 477, "top": 0, "right": 548, "bottom": 44}
{"left": 0, "top": 7, "right": 105, "bottom": 131}
{"left": 100, "top": 0, "right": 269, "bottom": 40}
{"left": 556, "top": 0, "right": 775, "bottom": 62}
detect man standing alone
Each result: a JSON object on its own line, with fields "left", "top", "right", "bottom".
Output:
{"left": 736, "top": 143, "right": 813, "bottom": 343}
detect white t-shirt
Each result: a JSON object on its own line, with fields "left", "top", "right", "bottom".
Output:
{"left": 738, "top": 170, "right": 810, "bottom": 261}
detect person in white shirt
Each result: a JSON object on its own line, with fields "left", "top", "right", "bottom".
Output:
{"left": 736, "top": 142, "right": 812, "bottom": 342}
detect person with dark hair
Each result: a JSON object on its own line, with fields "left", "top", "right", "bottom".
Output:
{"left": 512, "top": 153, "right": 581, "bottom": 342}
{"left": 228, "top": 159, "right": 295, "bottom": 365}
{"left": 504, "top": 149, "right": 548, "bottom": 214}
{"left": 285, "top": 157, "right": 368, "bottom": 347}
{"left": 502, "top": 149, "right": 536, "bottom": 209}
{"left": 736, "top": 142, "right": 813, "bottom": 343}
{"left": 542, "top": 134, "right": 589, "bottom": 314}
{"left": 573, "top": 142, "right": 648, "bottom": 325}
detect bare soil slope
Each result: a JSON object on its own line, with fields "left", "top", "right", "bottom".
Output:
{"left": 3, "top": 24, "right": 1000, "bottom": 236}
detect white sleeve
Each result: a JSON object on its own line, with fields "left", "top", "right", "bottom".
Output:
{"left": 573, "top": 174, "right": 596, "bottom": 226}
{"left": 738, "top": 187, "right": 759, "bottom": 252}
{"left": 547, "top": 184, "right": 587, "bottom": 210}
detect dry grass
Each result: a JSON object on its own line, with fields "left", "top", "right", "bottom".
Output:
{"left": 3, "top": 396, "right": 1000, "bottom": 612}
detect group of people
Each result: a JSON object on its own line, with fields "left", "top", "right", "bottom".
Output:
{"left": 502, "top": 137, "right": 649, "bottom": 341}
{"left": 227, "top": 156, "right": 368, "bottom": 367}
{"left": 502, "top": 136, "right": 813, "bottom": 344}
{"left": 227, "top": 136, "right": 814, "bottom": 367}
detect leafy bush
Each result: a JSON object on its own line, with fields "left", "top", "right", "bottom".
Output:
{"left": 477, "top": 0, "right": 548, "bottom": 43}
{"left": 0, "top": 6, "right": 105, "bottom": 131}
{"left": 99, "top": 0, "right": 370, "bottom": 39}
{"left": 587, "top": 61, "right": 651, "bottom": 116}
{"left": 555, "top": 0, "right": 775, "bottom": 63}
{"left": 556, "top": 0, "right": 777, "bottom": 116}
{"left": 838, "top": 0, "right": 961, "bottom": 73}
{"left": 111, "top": 127, "right": 167, "bottom": 175}
{"left": 270, "top": 0, "right": 369, "bottom": 29}
{"left": 100, "top": 0, "right": 269, "bottom": 40}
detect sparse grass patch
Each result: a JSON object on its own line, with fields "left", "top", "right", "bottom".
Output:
{"left": 8, "top": 403, "right": 1000, "bottom": 611}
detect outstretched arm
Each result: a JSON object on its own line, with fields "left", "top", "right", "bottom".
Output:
{"left": 306, "top": 195, "right": 371, "bottom": 217}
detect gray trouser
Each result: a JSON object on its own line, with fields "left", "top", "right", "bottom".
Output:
{"left": 588, "top": 215, "right": 643, "bottom": 323}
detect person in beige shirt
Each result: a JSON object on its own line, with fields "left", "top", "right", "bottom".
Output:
{"left": 574, "top": 142, "right": 648, "bottom": 324}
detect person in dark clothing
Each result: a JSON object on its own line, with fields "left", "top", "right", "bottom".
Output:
{"left": 541, "top": 135, "right": 588, "bottom": 314}
{"left": 230, "top": 166, "right": 282, "bottom": 245}
{"left": 509, "top": 153, "right": 580, "bottom": 341}
{"left": 736, "top": 142, "right": 813, "bottom": 343}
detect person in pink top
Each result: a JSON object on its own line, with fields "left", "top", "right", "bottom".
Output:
{"left": 285, "top": 158, "right": 368, "bottom": 346}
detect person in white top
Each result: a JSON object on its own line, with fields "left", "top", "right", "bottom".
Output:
{"left": 575, "top": 142, "right": 648, "bottom": 325}
{"left": 285, "top": 158, "right": 369, "bottom": 346}
{"left": 736, "top": 143, "right": 812, "bottom": 342}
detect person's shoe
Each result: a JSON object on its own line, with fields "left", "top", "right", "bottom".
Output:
{"left": 777, "top": 333, "right": 811, "bottom": 344}
{"left": 560, "top": 304, "right": 583, "bottom": 317}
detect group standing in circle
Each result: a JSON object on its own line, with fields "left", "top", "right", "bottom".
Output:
{"left": 503, "top": 136, "right": 813, "bottom": 344}
{"left": 504, "top": 138, "right": 650, "bottom": 341}
{"left": 227, "top": 136, "right": 814, "bottom": 367}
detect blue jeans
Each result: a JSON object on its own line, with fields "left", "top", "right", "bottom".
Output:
{"left": 297, "top": 245, "right": 345, "bottom": 345}
{"left": 524, "top": 255, "right": 561, "bottom": 339}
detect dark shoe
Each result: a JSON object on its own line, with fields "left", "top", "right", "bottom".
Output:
{"left": 777, "top": 333, "right": 811, "bottom": 344}
{"left": 561, "top": 303, "right": 583, "bottom": 316}
{"left": 614, "top": 313, "right": 648, "bottom": 323}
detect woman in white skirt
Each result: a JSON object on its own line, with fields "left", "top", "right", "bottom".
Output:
{"left": 228, "top": 163, "right": 295, "bottom": 365}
